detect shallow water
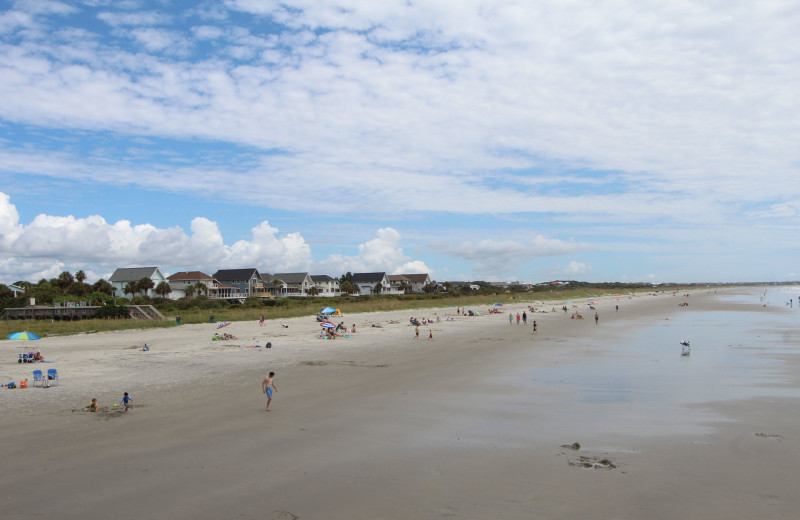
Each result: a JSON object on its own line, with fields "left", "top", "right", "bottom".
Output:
{"left": 431, "top": 290, "right": 800, "bottom": 447}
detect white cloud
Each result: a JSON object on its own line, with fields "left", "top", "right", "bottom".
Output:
{"left": 562, "top": 261, "right": 592, "bottom": 277}
{"left": 312, "top": 228, "right": 431, "bottom": 276}
{"left": 435, "top": 235, "right": 588, "bottom": 276}
{"left": 0, "top": 194, "right": 430, "bottom": 283}
{"left": 14, "top": 0, "right": 76, "bottom": 16}
{"left": 97, "top": 11, "right": 171, "bottom": 27}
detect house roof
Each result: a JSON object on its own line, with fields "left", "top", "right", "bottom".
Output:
{"left": 273, "top": 272, "right": 310, "bottom": 284}
{"left": 213, "top": 268, "right": 259, "bottom": 281}
{"left": 311, "top": 275, "right": 335, "bottom": 282}
{"left": 167, "top": 271, "right": 213, "bottom": 281}
{"left": 399, "top": 273, "right": 430, "bottom": 283}
{"left": 387, "top": 275, "right": 411, "bottom": 282}
{"left": 352, "top": 272, "right": 387, "bottom": 283}
{"left": 109, "top": 267, "right": 160, "bottom": 282}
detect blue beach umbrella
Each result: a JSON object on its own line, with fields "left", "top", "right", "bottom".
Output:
{"left": 320, "top": 307, "right": 336, "bottom": 314}
{"left": 7, "top": 331, "right": 41, "bottom": 340}
{"left": 493, "top": 303, "right": 503, "bottom": 306}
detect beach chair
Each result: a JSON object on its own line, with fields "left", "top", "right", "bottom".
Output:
{"left": 47, "top": 368, "right": 59, "bottom": 385}
{"left": 32, "top": 369, "right": 45, "bottom": 388}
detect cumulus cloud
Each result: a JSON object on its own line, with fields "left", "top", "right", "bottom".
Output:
{"left": 312, "top": 228, "right": 431, "bottom": 276}
{"left": 0, "top": 194, "right": 429, "bottom": 283}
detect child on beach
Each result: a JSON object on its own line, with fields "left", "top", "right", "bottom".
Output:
{"left": 120, "top": 392, "right": 132, "bottom": 412}
{"left": 429, "top": 329, "right": 433, "bottom": 340}
{"left": 89, "top": 398, "right": 99, "bottom": 412}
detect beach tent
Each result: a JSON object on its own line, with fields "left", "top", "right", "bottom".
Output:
{"left": 332, "top": 309, "right": 342, "bottom": 315}
{"left": 320, "top": 307, "right": 336, "bottom": 315}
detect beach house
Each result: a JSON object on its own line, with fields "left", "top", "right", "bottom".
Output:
{"left": 311, "top": 275, "right": 340, "bottom": 297}
{"left": 109, "top": 267, "right": 166, "bottom": 298}
{"left": 352, "top": 272, "right": 393, "bottom": 295}
{"left": 387, "top": 274, "right": 412, "bottom": 294}
{"left": 398, "top": 273, "right": 431, "bottom": 293}
{"left": 272, "top": 273, "right": 314, "bottom": 296}
{"left": 166, "top": 271, "right": 223, "bottom": 299}
{"left": 212, "top": 268, "right": 267, "bottom": 299}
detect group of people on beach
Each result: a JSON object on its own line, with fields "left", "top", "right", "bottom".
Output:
{"left": 86, "top": 392, "right": 132, "bottom": 413}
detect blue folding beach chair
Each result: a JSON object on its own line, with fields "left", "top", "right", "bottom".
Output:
{"left": 32, "top": 369, "right": 44, "bottom": 388}
{"left": 47, "top": 368, "right": 58, "bottom": 385}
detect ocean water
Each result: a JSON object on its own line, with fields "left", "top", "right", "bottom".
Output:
{"left": 461, "top": 289, "right": 800, "bottom": 445}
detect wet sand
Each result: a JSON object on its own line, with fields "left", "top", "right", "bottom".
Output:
{"left": 1, "top": 288, "right": 799, "bottom": 519}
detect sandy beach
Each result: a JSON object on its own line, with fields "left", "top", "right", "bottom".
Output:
{"left": 2, "top": 287, "right": 799, "bottom": 519}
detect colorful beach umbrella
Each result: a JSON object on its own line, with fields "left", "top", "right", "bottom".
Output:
{"left": 320, "top": 307, "right": 336, "bottom": 314}
{"left": 320, "top": 322, "right": 335, "bottom": 328}
{"left": 493, "top": 303, "right": 503, "bottom": 306}
{"left": 7, "top": 331, "right": 41, "bottom": 340}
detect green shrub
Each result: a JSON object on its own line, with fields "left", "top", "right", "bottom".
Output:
{"left": 94, "top": 304, "right": 130, "bottom": 319}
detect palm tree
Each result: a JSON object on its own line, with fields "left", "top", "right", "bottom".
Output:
{"left": 184, "top": 284, "right": 195, "bottom": 298}
{"left": 339, "top": 281, "right": 358, "bottom": 295}
{"left": 307, "top": 286, "right": 320, "bottom": 296}
{"left": 124, "top": 281, "right": 137, "bottom": 298}
{"left": 75, "top": 270, "right": 87, "bottom": 283}
{"left": 155, "top": 281, "right": 172, "bottom": 298}
{"left": 372, "top": 282, "right": 383, "bottom": 295}
{"left": 55, "top": 271, "right": 75, "bottom": 294}
{"left": 92, "top": 279, "right": 114, "bottom": 295}
{"left": 138, "top": 277, "right": 155, "bottom": 298}
{"left": 398, "top": 280, "right": 410, "bottom": 294}
{"left": 193, "top": 282, "right": 207, "bottom": 297}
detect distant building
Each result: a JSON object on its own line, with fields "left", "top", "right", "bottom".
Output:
{"left": 8, "top": 283, "right": 25, "bottom": 297}
{"left": 109, "top": 267, "right": 166, "bottom": 298}
{"left": 397, "top": 273, "right": 431, "bottom": 293}
{"left": 212, "top": 268, "right": 267, "bottom": 298}
{"left": 311, "top": 275, "right": 340, "bottom": 296}
{"left": 352, "top": 272, "right": 392, "bottom": 295}
{"left": 167, "top": 271, "right": 222, "bottom": 299}
{"left": 387, "top": 274, "right": 412, "bottom": 294}
{"left": 273, "top": 272, "right": 314, "bottom": 296}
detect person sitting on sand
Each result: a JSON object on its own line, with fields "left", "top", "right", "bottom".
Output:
{"left": 33, "top": 351, "right": 44, "bottom": 362}
{"left": 88, "top": 398, "right": 99, "bottom": 412}
{"left": 351, "top": 324, "right": 356, "bottom": 333}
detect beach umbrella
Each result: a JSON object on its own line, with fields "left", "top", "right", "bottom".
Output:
{"left": 7, "top": 331, "right": 41, "bottom": 341}
{"left": 320, "top": 307, "right": 335, "bottom": 314}
{"left": 320, "top": 322, "right": 335, "bottom": 328}
{"left": 493, "top": 303, "right": 503, "bottom": 306}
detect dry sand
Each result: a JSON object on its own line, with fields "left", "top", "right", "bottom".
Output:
{"left": 1, "top": 289, "right": 799, "bottom": 519}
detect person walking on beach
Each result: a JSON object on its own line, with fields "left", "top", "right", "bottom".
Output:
{"left": 522, "top": 311, "right": 527, "bottom": 325}
{"left": 615, "top": 304, "right": 619, "bottom": 312}
{"left": 516, "top": 313, "right": 521, "bottom": 325}
{"left": 428, "top": 329, "right": 433, "bottom": 340}
{"left": 595, "top": 312, "right": 599, "bottom": 324}
{"left": 509, "top": 313, "right": 513, "bottom": 325}
{"left": 415, "top": 326, "right": 420, "bottom": 339}
{"left": 532, "top": 320, "right": 537, "bottom": 334}
{"left": 120, "top": 392, "right": 132, "bottom": 412}
{"left": 262, "top": 371, "right": 277, "bottom": 411}
{"left": 259, "top": 314, "right": 264, "bottom": 327}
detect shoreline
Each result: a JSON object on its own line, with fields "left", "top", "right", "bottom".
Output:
{"left": 2, "top": 286, "right": 798, "bottom": 519}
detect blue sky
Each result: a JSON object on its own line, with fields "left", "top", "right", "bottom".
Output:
{"left": 1, "top": 0, "right": 799, "bottom": 284}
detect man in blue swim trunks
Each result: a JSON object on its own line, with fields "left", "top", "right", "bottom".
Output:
{"left": 261, "top": 371, "right": 277, "bottom": 411}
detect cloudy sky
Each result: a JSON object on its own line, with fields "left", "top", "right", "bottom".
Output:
{"left": 1, "top": 0, "right": 799, "bottom": 284}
